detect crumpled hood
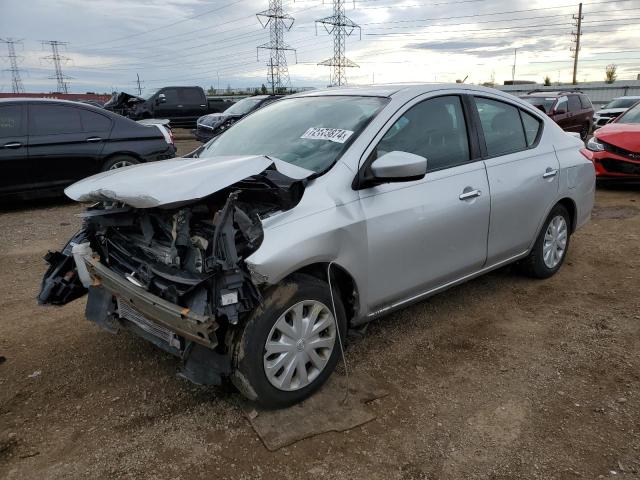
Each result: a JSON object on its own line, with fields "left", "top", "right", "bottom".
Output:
{"left": 198, "top": 112, "right": 240, "bottom": 129}
{"left": 65, "top": 155, "right": 314, "bottom": 208}
{"left": 594, "top": 123, "right": 640, "bottom": 152}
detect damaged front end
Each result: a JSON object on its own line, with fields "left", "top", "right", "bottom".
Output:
{"left": 38, "top": 165, "right": 306, "bottom": 385}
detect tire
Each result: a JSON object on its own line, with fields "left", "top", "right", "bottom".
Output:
{"left": 101, "top": 155, "right": 139, "bottom": 172}
{"left": 232, "top": 273, "right": 347, "bottom": 408}
{"left": 519, "top": 204, "right": 571, "bottom": 279}
{"left": 580, "top": 123, "right": 590, "bottom": 142}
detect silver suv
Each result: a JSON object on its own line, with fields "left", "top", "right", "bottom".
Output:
{"left": 40, "top": 84, "right": 595, "bottom": 408}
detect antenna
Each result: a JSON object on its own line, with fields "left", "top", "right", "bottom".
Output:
{"left": 0, "top": 38, "right": 25, "bottom": 93}
{"left": 41, "top": 40, "right": 72, "bottom": 93}
{"left": 315, "top": 0, "right": 361, "bottom": 86}
{"left": 256, "top": 0, "right": 296, "bottom": 94}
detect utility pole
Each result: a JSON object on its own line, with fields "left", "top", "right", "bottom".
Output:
{"left": 571, "top": 3, "right": 583, "bottom": 85}
{"left": 316, "top": 0, "right": 361, "bottom": 86}
{"left": 257, "top": 0, "right": 296, "bottom": 93}
{"left": 135, "top": 73, "right": 143, "bottom": 95}
{"left": 0, "top": 38, "right": 25, "bottom": 93}
{"left": 41, "top": 40, "right": 71, "bottom": 93}
{"left": 511, "top": 48, "right": 517, "bottom": 83}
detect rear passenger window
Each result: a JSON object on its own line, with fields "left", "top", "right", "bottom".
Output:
{"left": 0, "top": 105, "right": 25, "bottom": 137}
{"left": 474, "top": 98, "right": 526, "bottom": 157}
{"left": 375, "top": 95, "right": 470, "bottom": 172}
{"left": 29, "top": 105, "right": 82, "bottom": 135}
{"left": 579, "top": 95, "right": 592, "bottom": 109}
{"left": 80, "top": 110, "right": 112, "bottom": 132}
{"left": 568, "top": 95, "right": 582, "bottom": 112}
{"left": 179, "top": 88, "right": 204, "bottom": 104}
{"left": 520, "top": 110, "right": 542, "bottom": 146}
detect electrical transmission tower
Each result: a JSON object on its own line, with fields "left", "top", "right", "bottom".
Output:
{"left": 256, "top": 0, "right": 296, "bottom": 93}
{"left": 1, "top": 38, "right": 25, "bottom": 93}
{"left": 41, "top": 40, "right": 71, "bottom": 93}
{"left": 571, "top": 2, "right": 583, "bottom": 85}
{"left": 316, "top": 0, "right": 361, "bottom": 86}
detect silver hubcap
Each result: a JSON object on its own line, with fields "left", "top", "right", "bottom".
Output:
{"left": 263, "top": 300, "right": 336, "bottom": 392}
{"left": 543, "top": 215, "right": 568, "bottom": 268}
{"left": 109, "top": 160, "right": 133, "bottom": 170}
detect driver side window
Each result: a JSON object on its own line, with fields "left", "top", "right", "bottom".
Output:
{"left": 375, "top": 96, "right": 470, "bottom": 172}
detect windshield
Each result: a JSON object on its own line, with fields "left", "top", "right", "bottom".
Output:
{"left": 225, "top": 97, "right": 264, "bottom": 115}
{"left": 521, "top": 96, "right": 556, "bottom": 114}
{"left": 603, "top": 98, "right": 640, "bottom": 110}
{"left": 199, "top": 96, "right": 389, "bottom": 173}
{"left": 141, "top": 89, "right": 159, "bottom": 100}
{"left": 616, "top": 102, "right": 640, "bottom": 124}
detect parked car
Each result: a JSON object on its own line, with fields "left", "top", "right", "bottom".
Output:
{"left": 521, "top": 90, "right": 594, "bottom": 140}
{"left": 0, "top": 98, "right": 175, "bottom": 200}
{"left": 592, "top": 96, "right": 640, "bottom": 129}
{"left": 193, "top": 95, "right": 284, "bottom": 143}
{"left": 104, "top": 86, "right": 229, "bottom": 128}
{"left": 39, "top": 84, "right": 594, "bottom": 408}
{"left": 583, "top": 100, "right": 640, "bottom": 181}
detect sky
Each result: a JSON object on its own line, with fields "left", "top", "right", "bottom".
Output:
{"left": 1, "top": 0, "right": 639, "bottom": 94}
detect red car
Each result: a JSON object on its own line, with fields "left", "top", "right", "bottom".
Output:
{"left": 582, "top": 101, "right": 640, "bottom": 181}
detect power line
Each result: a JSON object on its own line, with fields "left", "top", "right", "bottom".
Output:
{"left": 0, "top": 38, "right": 25, "bottom": 93}
{"left": 316, "top": 0, "right": 361, "bottom": 86}
{"left": 257, "top": 0, "right": 296, "bottom": 92}
{"left": 41, "top": 40, "right": 71, "bottom": 93}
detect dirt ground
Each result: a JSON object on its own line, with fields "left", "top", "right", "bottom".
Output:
{"left": 1, "top": 140, "right": 639, "bottom": 479}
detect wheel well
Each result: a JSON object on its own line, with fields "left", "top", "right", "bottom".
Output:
{"left": 557, "top": 197, "right": 577, "bottom": 232}
{"left": 290, "top": 263, "right": 359, "bottom": 324}
{"left": 102, "top": 152, "right": 143, "bottom": 166}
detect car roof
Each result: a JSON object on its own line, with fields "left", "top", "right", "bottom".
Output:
{"left": 288, "top": 83, "right": 523, "bottom": 99}
{"left": 0, "top": 97, "right": 104, "bottom": 108}
{"left": 612, "top": 96, "right": 640, "bottom": 100}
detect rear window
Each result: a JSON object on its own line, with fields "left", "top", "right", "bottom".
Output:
{"left": 29, "top": 105, "right": 82, "bottom": 135}
{"left": 0, "top": 105, "right": 25, "bottom": 137}
{"left": 179, "top": 88, "right": 204, "bottom": 104}
{"left": 579, "top": 95, "right": 593, "bottom": 109}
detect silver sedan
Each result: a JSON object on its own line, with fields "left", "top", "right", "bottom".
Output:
{"left": 41, "top": 84, "right": 595, "bottom": 408}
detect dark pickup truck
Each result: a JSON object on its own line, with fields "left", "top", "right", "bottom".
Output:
{"left": 104, "top": 86, "right": 235, "bottom": 128}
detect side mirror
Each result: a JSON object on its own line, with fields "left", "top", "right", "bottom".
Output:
{"left": 371, "top": 151, "right": 427, "bottom": 182}
{"left": 157, "top": 93, "right": 166, "bottom": 105}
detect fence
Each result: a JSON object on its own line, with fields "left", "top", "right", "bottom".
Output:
{"left": 496, "top": 80, "right": 640, "bottom": 108}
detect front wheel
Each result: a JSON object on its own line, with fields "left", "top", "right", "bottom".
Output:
{"left": 232, "top": 274, "right": 347, "bottom": 408}
{"left": 580, "top": 123, "right": 591, "bottom": 141}
{"left": 519, "top": 204, "right": 571, "bottom": 279}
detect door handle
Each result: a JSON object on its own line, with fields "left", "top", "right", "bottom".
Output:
{"left": 3, "top": 142, "right": 22, "bottom": 149}
{"left": 86, "top": 137, "right": 103, "bottom": 143}
{"left": 543, "top": 168, "right": 559, "bottom": 179}
{"left": 459, "top": 189, "right": 482, "bottom": 200}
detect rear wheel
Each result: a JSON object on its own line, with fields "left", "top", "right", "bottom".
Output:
{"left": 519, "top": 204, "right": 571, "bottom": 279}
{"left": 232, "top": 274, "right": 346, "bottom": 408}
{"left": 101, "top": 155, "right": 139, "bottom": 172}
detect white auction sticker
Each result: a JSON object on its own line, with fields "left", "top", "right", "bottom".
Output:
{"left": 300, "top": 127, "right": 354, "bottom": 144}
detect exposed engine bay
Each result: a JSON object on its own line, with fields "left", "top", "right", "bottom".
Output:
{"left": 38, "top": 165, "right": 306, "bottom": 385}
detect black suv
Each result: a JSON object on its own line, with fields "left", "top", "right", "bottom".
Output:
{"left": 0, "top": 99, "right": 176, "bottom": 200}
